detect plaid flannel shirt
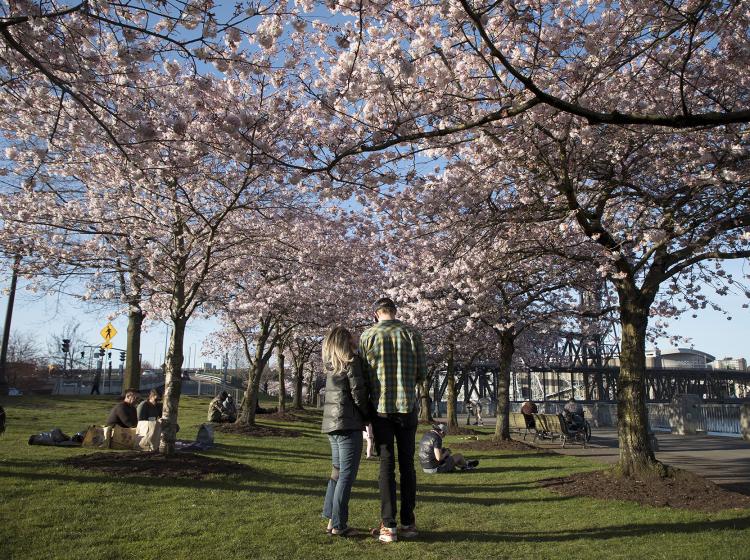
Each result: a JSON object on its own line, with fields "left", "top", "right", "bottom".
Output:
{"left": 359, "top": 320, "right": 427, "bottom": 414}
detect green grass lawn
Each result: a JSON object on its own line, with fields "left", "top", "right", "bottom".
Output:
{"left": 1, "top": 396, "right": 749, "bottom": 560}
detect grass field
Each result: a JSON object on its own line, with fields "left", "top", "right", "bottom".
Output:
{"left": 1, "top": 395, "right": 749, "bottom": 560}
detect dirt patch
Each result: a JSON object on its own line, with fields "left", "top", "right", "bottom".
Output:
{"left": 455, "top": 437, "right": 543, "bottom": 452}
{"left": 62, "top": 451, "right": 253, "bottom": 479}
{"left": 538, "top": 468, "right": 750, "bottom": 512}
{"left": 444, "top": 426, "right": 484, "bottom": 436}
{"left": 212, "top": 422, "right": 302, "bottom": 438}
{"left": 261, "top": 409, "right": 322, "bottom": 424}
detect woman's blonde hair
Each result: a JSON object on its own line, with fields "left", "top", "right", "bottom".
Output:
{"left": 322, "top": 326, "right": 355, "bottom": 375}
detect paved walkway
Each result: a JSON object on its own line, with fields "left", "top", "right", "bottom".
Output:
{"left": 522, "top": 427, "right": 750, "bottom": 495}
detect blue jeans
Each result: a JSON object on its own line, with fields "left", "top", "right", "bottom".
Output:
{"left": 322, "top": 431, "right": 363, "bottom": 530}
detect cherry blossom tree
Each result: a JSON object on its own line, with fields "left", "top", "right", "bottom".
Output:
{"left": 448, "top": 111, "right": 749, "bottom": 474}
{"left": 211, "top": 211, "right": 379, "bottom": 426}
{"left": 0, "top": 61, "right": 309, "bottom": 452}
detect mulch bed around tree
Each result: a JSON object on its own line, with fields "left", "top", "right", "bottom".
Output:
{"left": 454, "top": 437, "right": 543, "bottom": 452}
{"left": 212, "top": 422, "right": 303, "bottom": 438}
{"left": 444, "top": 426, "right": 484, "bottom": 436}
{"left": 538, "top": 468, "right": 750, "bottom": 512}
{"left": 62, "top": 451, "right": 254, "bottom": 479}
{"left": 261, "top": 409, "right": 322, "bottom": 424}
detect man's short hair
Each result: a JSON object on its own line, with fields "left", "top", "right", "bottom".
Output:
{"left": 374, "top": 297, "right": 397, "bottom": 313}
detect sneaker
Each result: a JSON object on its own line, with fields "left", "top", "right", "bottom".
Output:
{"left": 467, "top": 459, "right": 479, "bottom": 468}
{"left": 399, "top": 524, "right": 418, "bottom": 538}
{"left": 378, "top": 524, "right": 397, "bottom": 543}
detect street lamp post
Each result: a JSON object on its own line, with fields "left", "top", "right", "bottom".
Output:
{"left": 0, "top": 255, "right": 21, "bottom": 395}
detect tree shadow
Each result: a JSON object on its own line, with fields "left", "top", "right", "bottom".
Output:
{"left": 415, "top": 516, "right": 750, "bottom": 543}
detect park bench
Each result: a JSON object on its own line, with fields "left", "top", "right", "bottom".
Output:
{"left": 509, "top": 412, "right": 535, "bottom": 440}
{"left": 532, "top": 413, "right": 588, "bottom": 448}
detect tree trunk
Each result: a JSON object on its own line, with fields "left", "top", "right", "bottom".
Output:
{"left": 122, "top": 306, "right": 144, "bottom": 393}
{"left": 446, "top": 346, "right": 458, "bottom": 429}
{"left": 159, "top": 316, "right": 187, "bottom": 455}
{"left": 277, "top": 345, "right": 286, "bottom": 413}
{"left": 493, "top": 330, "right": 515, "bottom": 441}
{"left": 238, "top": 358, "right": 269, "bottom": 426}
{"left": 292, "top": 362, "right": 305, "bottom": 410}
{"left": 616, "top": 296, "right": 662, "bottom": 476}
{"left": 419, "top": 379, "right": 433, "bottom": 423}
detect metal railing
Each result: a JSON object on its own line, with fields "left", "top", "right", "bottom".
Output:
{"left": 647, "top": 403, "right": 672, "bottom": 431}
{"left": 696, "top": 404, "right": 741, "bottom": 436}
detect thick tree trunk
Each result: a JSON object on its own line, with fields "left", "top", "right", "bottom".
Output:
{"left": 493, "top": 331, "right": 514, "bottom": 441}
{"left": 446, "top": 346, "right": 458, "bottom": 429}
{"left": 616, "top": 297, "right": 662, "bottom": 476}
{"left": 159, "top": 316, "right": 187, "bottom": 455}
{"left": 122, "top": 307, "right": 144, "bottom": 393}
{"left": 292, "top": 362, "right": 305, "bottom": 410}
{"left": 238, "top": 360, "right": 263, "bottom": 426}
{"left": 419, "top": 379, "right": 433, "bottom": 423}
{"left": 277, "top": 345, "right": 286, "bottom": 413}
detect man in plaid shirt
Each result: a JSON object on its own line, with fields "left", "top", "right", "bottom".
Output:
{"left": 359, "top": 297, "right": 426, "bottom": 543}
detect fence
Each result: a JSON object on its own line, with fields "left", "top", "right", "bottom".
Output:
{"left": 54, "top": 373, "right": 241, "bottom": 402}
{"left": 647, "top": 403, "right": 672, "bottom": 431}
{"left": 646, "top": 402, "right": 741, "bottom": 436}
{"left": 696, "top": 404, "right": 742, "bottom": 436}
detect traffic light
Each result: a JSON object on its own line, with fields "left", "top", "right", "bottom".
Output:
{"left": 80, "top": 351, "right": 85, "bottom": 359}
{"left": 120, "top": 352, "right": 126, "bottom": 362}
{"left": 98, "top": 348, "right": 105, "bottom": 358}
{"left": 61, "top": 339, "right": 70, "bottom": 353}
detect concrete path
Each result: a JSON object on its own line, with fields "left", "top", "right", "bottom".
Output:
{"left": 522, "top": 428, "right": 750, "bottom": 495}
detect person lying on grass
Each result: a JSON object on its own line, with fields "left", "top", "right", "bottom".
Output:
{"left": 418, "top": 423, "right": 478, "bottom": 474}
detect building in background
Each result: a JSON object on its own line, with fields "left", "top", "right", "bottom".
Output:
{"left": 713, "top": 357, "right": 748, "bottom": 371}
{"left": 645, "top": 347, "right": 716, "bottom": 369}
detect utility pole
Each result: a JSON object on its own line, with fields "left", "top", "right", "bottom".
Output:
{"left": 0, "top": 255, "right": 21, "bottom": 395}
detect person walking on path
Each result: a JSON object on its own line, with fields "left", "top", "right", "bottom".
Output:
{"left": 90, "top": 371, "right": 101, "bottom": 395}
{"left": 359, "top": 297, "right": 426, "bottom": 543}
{"left": 321, "top": 327, "right": 370, "bottom": 537}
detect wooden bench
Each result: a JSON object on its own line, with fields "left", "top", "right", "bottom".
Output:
{"left": 509, "top": 412, "right": 535, "bottom": 440}
{"left": 532, "top": 413, "right": 588, "bottom": 448}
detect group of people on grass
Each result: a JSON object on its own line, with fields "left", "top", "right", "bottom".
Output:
{"left": 105, "top": 388, "right": 163, "bottom": 428}
{"left": 207, "top": 391, "right": 238, "bottom": 423}
{"left": 320, "top": 297, "right": 478, "bottom": 542}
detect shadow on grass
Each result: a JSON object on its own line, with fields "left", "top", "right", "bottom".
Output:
{"left": 212, "top": 444, "right": 331, "bottom": 460}
{"left": 415, "top": 516, "right": 750, "bottom": 543}
{"left": 0, "top": 467, "right": 573, "bottom": 506}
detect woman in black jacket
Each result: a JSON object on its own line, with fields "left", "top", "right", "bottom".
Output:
{"left": 321, "top": 326, "right": 370, "bottom": 537}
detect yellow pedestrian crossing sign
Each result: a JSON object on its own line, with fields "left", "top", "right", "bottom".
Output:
{"left": 100, "top": 341, "right": 113, "bottom": 350}
{"left": 100, "top": 323, "right": 117, "bottom": 342}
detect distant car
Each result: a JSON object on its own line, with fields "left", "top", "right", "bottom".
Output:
{"left": 8, "top": 388, "right": 22, "bottom": 396}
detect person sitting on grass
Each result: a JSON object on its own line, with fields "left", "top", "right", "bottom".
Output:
{"left": 137, "top": 389, "right": 163, "bottom": 421}
{"left": 207, "top": 391, "right": 232, "bottom": 423}
{"left": 222, "top": 394, "right": 237, "bottom": 422}
{"left": 418, "top": 423, "right": 478, "bottom": 474}
{"left": 105, "top": 390, "right": 138, "bottom": 428}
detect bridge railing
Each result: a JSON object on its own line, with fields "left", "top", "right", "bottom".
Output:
{"left": 696, "top": 404, "right": 741, "bottom": 436}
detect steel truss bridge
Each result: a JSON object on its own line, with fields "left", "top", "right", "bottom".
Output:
{"left": 431, "top": 334, "right": 750, "bottom": 403}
